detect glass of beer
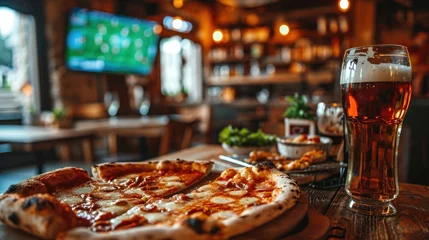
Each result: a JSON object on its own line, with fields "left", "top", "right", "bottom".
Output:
{"left": 340, "top": 45, "right": 412, "bottom": 216}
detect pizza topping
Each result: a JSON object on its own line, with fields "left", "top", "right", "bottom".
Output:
{"left": 187, "top": 191, "right": 212, "bottom": 199}
{"left": 161, "top": 175, "right": 181, "bottom": 182}
{"left": 100, "top": 185, "right": 117, "bottom": 192}
{"left": 144, "top": 212, "right": 169, "bottom": 223}
{"left": 228, "top": 190, "right": 247, "bottom": 196}
{"left": 164, "top": 181, "right": 184, "bottom": 188}
{"left": 238, "top": 197, "right": 259, "bottom": 205}
{"left": 73, "top": 185, "right": 94, "bottom": 195}
{"left": 210, "top": 196, "right": 235, "bottom": 204}
{"left": 56, "top": 193, "right": 83, "bottom": 205}
{"left": 123, "top": 188, "right": 145, "bottom": 198}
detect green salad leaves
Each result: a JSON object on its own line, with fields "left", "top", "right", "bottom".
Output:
{"left": 219, "top": 125, "right": 276, "bottom": 147}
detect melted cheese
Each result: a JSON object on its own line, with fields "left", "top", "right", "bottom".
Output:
{"left": 97, "top": 199, "right": 131, "bottom": 215}
{"left": 57, "top": 194, "right": 83, "bottom": 205}
{"left": 101, "top": 191, "right": 122, "bottom": 199}
{"left": 97, "top": 199, "right": 116, "bottom": 208}
{"left": 144, "top": 212, "right": 168, "bottom": 223}
{"left": 210, "top": 196, "right": 235, "bottom": 204}
{"left": 186, "top": 191, "right": 212, "bottom": 199}
{"left": 164, "top": 202, "right": 182, "bottom": 211}
{"left": 228, "top": 190, "right": 247, "bottom": 196}
{"left": 124, "top": 188, "right": 145, "bottom": 196}
{"left": 73, "top": 185, "right": 94, "bottom": 195}
{"left": 100, "top": 185, "right": 116, "bottom": 192}
{"left": 198, "top": 185, "right": 212, "bottom": 192}
{"left": 103, "top": 205, "right": 129, "bottom": 215}
{"left": 239, "top": 197, "right": 259, "bottom": 205}
{"left": 165, "top": 181, "right": 184, "bottom": 188}
{"left": 161, "top": 176, "right": 180, "bottom": 182}
{"left": 215, "top": 180, "right": 227, "bottom": 185}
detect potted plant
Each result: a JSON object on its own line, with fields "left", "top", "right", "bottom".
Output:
{"left": 283, "top": 93, "right": 316, "bottom": 136}
{"left": 52, "top": 107, "right": 72, "bottom": 129}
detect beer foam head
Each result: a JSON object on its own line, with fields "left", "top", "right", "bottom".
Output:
{"left": 340, "top": 46, "right": 411, "bottom": 84}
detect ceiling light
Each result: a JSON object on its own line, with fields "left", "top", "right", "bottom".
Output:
{"left": 173, "top": 0, "right": 183, "bottom": 8}
{"left": 279, "top": 24, "right": 290, "bottom": 36}
{"left": 172, "top": 17, "right": 183, "bottom": 30}
{"left": 339, "top": 0, "right": 350, "bottom": 12}
{"left": 213, "top": 30, "right": 223, "bottom": 42}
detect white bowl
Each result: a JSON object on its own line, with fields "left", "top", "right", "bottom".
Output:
{"left": 276, "top": 135, "right": 333, "bottom": 159}
{"left": 221, "top": 143, "right": 274, "bottom": 156}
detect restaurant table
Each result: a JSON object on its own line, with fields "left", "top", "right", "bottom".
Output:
{"left": 151, "top": 145, "right": 429, "bottom": 240}
{"left": 0, "top": 117, "right": 168, "bottom": 173}
{"left": 0, "top": 125, "right": 94, "bottom": 174}
{"left": 75, "top": 116, "right": 168, "bottom": 156}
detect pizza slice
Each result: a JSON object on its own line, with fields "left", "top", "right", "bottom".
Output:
{"left": 91, "top": 160, "right": 213, "bottom": 197}
{"left": 0, "top": 160, "right": 213, "bottom": 239}
{"left": 61, "top": 162, "right": 300, "bottom": 240}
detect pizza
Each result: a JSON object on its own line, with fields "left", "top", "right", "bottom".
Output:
{"left": 0, "top": 160, "right": 213, "bottom": 239}
{"left": 246, "top": 149, "right": 326, "bottom": 171}
{"left": 0, "top": 160, "right": 301, "bottom": 240}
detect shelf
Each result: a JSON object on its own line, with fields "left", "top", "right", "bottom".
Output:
{"left": 208, "top": 56, "right": 263, "bottom": 64}
{"left": 206, "top": 73, "right": 302, "bottom": 86}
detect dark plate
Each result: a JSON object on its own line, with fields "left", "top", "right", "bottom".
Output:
{"left": 218, "top": 155, "right": 347, "bottom": 174}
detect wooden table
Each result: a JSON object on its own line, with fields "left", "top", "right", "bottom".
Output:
{"left": 75, "top": 116, "right": 168, "bottom": 156}
{"left": 0, "top": 126, "right": 94, "bottom": 174}
{"left": 151, "top": 145, "right": 429, "bottom": 240}
{"left": 0, "top": 117, "right": 168, "bottom": 173}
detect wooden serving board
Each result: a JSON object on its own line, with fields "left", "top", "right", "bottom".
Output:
{"left": 233, "top": 194, "right": 308, "bottom": 240}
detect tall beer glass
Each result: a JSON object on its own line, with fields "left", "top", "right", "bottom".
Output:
{"left": 340, "top": 45, "right": 412, "bottom": 216}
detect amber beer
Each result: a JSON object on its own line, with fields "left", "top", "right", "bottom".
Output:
{"left": 340, "top": 45, "right": 412, "bottom": 216}
{"left": 341, "top": 81, "right": 411, "bottom": 200}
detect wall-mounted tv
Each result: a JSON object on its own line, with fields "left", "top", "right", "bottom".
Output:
{"left": 65, "top": 8, "right": 159, "bottom": 75}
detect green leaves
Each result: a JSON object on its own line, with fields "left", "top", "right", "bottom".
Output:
{"left": 52, "top": 107, "right": 68, "bottom": 121}
{"left": 219, "top": 125, "right": 276, "bottom": 147}
{"left": 283, "top": 93, "right": 315, "bottom": 120}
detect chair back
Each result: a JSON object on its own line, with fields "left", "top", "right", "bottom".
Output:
{"left": 177, "top": 104, "right": 213, "bottom": 144}
{"left": 159, "top": 117, "right": 198, "bottom": 155}
{"left": 69, "top": 103, "right": 108, "bottom": 120}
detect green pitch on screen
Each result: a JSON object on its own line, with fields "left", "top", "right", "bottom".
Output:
{"left": 66, "top": 8, "right": 159, "bottom": 75}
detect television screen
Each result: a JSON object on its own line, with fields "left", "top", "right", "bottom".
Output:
{"left": 66, "top": 8, "right": 159, "bottom": 75}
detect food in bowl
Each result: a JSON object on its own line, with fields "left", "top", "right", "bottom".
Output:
{"left": 286, "top": 134, "right": 321, "bottom": 143}
{"left": 219, "top": 126, "right": 276, "bottom": 155}
{"left": 277, "top": 134, "right": 332, "bottom": 159}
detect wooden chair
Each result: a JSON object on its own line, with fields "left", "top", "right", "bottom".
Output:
{"left": 159, "top": 117, "right": 199, "bottom": 156}
{"left": 68, "top": 103, "right": 108, "bottom": 120}
{"left": 177, "top": 104, "right": 213, "bottom": 144}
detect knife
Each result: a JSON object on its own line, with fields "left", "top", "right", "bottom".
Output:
{"left": 218, "top": 155, "right": 253, "bottom": 167}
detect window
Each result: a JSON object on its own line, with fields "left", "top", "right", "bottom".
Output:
{"left": 160, "top": 36, "right": 202, "bottom": 102}
{"left": 0, "top": 7, "right": 40, "bottom": 121}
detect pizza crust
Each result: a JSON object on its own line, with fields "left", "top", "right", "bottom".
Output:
{"left": 5, "top": 167, "right": 90, "bottom": 195}
{"left": 217, "top": 162, "right": 300, "bottom": 238}
{"left": 0, "top": 194, "right": 78, "bottom": 239}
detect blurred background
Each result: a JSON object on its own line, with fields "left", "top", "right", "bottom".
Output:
{"left": 0, "top": 0, "right": 428, "bottom": 187}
